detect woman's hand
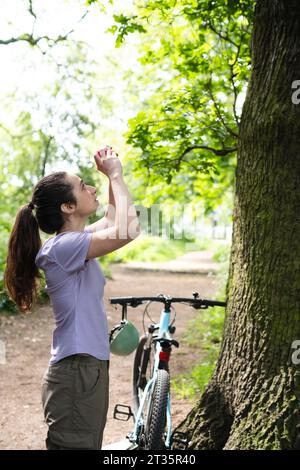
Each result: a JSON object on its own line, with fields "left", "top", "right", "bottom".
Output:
{"left": 94, "top": 146, "right": 123, "bottom": 179}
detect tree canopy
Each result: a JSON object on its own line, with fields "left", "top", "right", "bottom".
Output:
{"left": 91, "top": 0, "right": 256, "bottom": 210}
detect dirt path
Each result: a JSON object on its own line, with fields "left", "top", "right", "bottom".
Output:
{"left": 123, "top": 250, "right": 220, "bottom": 275}
{"left": 0, "top": 264, "right": 220, "bottom": 450}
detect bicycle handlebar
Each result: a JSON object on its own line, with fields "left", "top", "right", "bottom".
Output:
{"left": 109, "top": 294, "right": 226, "bottom": 309}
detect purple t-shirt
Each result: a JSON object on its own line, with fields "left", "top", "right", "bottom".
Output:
{"left": 35, "top": 230, "right": 110, "bottom": 365}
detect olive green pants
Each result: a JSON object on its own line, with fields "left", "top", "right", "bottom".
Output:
{"left": 41, "top": 354, "right": 109, "bottom": 450}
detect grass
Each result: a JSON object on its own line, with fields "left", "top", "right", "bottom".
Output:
{"left": 212, "top": 242, "right": 231, "bottom": 264}
{"left": 171, "top": 247, "right": 230, "bottom": 400}
{"left": 99, "top": 234, "right": 215, "bottom": 278}
{"left": 171, "top": 304, "right": 226, "bottom": 399}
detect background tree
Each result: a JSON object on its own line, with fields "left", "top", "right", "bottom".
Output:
{"left": 0, "top": 1, "right": 134, "bottom": 311}
{"left": 0, "top": 0, "right": 89, "bottom": 50}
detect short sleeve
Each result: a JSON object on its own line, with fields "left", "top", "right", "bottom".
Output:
{"left": 52, "top": 231, "right": 93, "bottom": 273}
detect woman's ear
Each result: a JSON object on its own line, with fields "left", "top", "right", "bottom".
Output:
{"left": 60, "top": 201, "right": 76, "bottom": 215}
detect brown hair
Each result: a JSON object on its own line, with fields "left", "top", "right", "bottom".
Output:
{"left": 4, "top": 171, "right": 76, "bottom": 314}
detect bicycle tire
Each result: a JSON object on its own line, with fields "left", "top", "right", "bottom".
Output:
{"left": 144, "top": 369, "right": 170, "bottom": 450}
{"left": 133, "top": 335, "right": 155, "bottom": 414}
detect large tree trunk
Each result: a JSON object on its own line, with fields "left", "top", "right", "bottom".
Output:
{"left": 175, "top": 0, "right": 300, "bottom": 450}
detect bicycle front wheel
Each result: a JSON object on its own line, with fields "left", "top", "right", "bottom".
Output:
{"left": 145, "top": 369, "right": 170, "bottom": 450}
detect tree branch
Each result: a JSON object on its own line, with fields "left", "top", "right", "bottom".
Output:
{"left": 0, "top": 34, "right": 56, "bottom": 46}
{"left": 228, "top": 38, "right": 244, "bottom": 128}
{"left": 28, "top": 0, "right": 37, "bottom": 20}
{"left": 0, "top": 122, "right": 38, "bottom": 139}
{"left": 0, "top": 10, "right": 89, "bottom": 49}
{"left": 28, "top": 0, "right": 37, "bottom": 38}
{"left": 41, "top": 135, "right": 54, "bottom": 177}
{"left": 207, "top": 78, "right": 239, "bottom": 138}
{"left": 175, "top": 145, "right": 237, "bottom": 170}
{"left": 207, "top": 21, "right": 239, "bottom": 48}
{"left": 207, "top": 21, "right": 247, "bottom": 130}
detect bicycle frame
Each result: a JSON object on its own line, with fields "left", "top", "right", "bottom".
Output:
{"left": 129, "top": 303, "right": 173, "bottom": 448}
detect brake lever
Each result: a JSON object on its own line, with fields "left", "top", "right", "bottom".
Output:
{"left": 193, "top": 303, "right": 209, "bottom": 310}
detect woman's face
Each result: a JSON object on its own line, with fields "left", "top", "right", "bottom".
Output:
{"left": 68, "top": 173, "right": 99, "bottom": 215}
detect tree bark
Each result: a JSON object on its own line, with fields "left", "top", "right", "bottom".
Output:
{"left": 175, "top": 0, "right": 300, "bottom": 450}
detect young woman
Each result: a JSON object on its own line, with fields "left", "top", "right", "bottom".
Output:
{"left": 4, "top": 146, "right": 140, "bottom": 450}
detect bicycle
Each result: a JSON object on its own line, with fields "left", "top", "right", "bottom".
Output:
{"left": 109, "top": 292, "right": 226, "bottom": 450}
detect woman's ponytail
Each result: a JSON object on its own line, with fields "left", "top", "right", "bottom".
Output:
{"left": 4, "top": 203, "right": 42, "bottom": 313}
